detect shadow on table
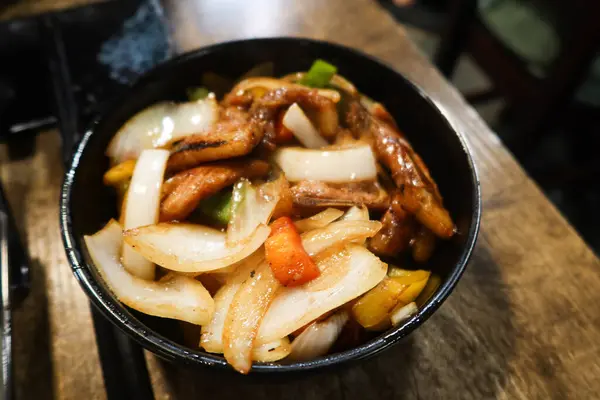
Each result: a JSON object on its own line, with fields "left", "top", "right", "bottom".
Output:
{"left": 157, "top": 337, "right": 417, "bottom": 400}
{"left": 12, "top": 258, "right": 55, "bottom": 400}
{"left": 157, "top": 243, "right": 517, "bottom": 400}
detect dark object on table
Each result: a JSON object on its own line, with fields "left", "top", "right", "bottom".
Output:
{"left": 377, "top": 0, "right": 450, "bottom": 32}
{"left": 434, "top": 0, "right": 600, "bottom": 158}
{"left": 0, "top": 181, "right": 31, "bottom": 400}
{"left": 60, "top": 37, "right": 481, "bottom": 373}
{"left": 0, "top": 0, "right": 170, "bottom": 398}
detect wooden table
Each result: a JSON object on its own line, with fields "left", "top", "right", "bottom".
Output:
{"left": 1, "top": 0, "right": 599, "bottom": 398}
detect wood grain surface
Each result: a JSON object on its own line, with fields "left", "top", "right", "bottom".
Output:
{"left": 1, "top": 0, "right": 599, "bottom": 399}
{"left": 0, "top": 0, "right": 106, "bottom": 21}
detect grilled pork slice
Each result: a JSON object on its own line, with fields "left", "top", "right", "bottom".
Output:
{"left": 167, "top": 107, "right": 263, "bottom": 172}
{"left": 369, "top": 206, "right": 416, "bottom": 258}
{"left": 346, "top": 102, "right": 455, "bottom": 238}
{"left": 160, "top": 159, "right": 269, "bottom": 222}
{"left": 290, "top": 180, "right": 389, "bottom": 211}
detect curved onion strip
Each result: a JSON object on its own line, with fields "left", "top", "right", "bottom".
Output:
{"left": 106, "top": 98, "right": 218, "bottom": 164}
{"left": 199, "top": 218, "right": 379, "bottom": 354}
{"left": 282, "top": 103, "right": 328, "bottom": 148}
{"left": 84, "top": 220, "right": 214, "bottom": 325}
{"left": 123, "top": 223, "right": 270, "bottom": 274}
{"left": 122, "top": 149, "right": 169, "bottom": 280}
{"left": 252, "top": 338, "right": 292, "bottom": 362}
{"left": 200, "top": 250, "right": 264, "bottom": 353}
{"left": 288, "top": 311, "right": 349, "bottom": 361}
{"left": 273, "top": 146, "right": 377, "bottom": 183}
{"left": 339, "top": 206, "right": 371, "bottom": 244}
{"left": 257, "top": 245, "right": 387, "bottom": 344}
{"left": 227, "top": 177, "right": 283, "bottom": 245}
{"left": 301, "top": 220, "right": 382, "bottom": 256}
{"left": 223, "top": 261, "right": 281, "bottom": 374}
{"left": 231, "top": 77, "right": 340, "bottom": 102}
{"left": 200, "top": 284, "right": 238, "bottom": 353}
{"left": 280, "top": 72, "right": 358, "bottom": 96}
{"left": 294, "top": 208, "right": 344, "bottom": 233}
{"left": 390, "top": 302, "right": 418, "bottom": 326}
{"left": 340, "top": 205, "right": 370, "bottom": 222}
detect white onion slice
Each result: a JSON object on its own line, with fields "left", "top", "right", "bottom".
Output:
{"left": 123, "top": 223, "right": 270, "bottom": 274}
{"left": 198, "top": 219, "right": 379, "bottom": 354}
{"left": 339, "top": 206, "right": 371, "bottom": 244}
{"left": 84, "top": 220, "right": 214, "bottom": 325}
{"left": 281, "top": 72, "right": 358, "bottom": 96}
{"left": 301, "top": 220, "right": 382, "bottom": 256}
{"left": 227, "top": 178, "right": 283, "bottom": 245}
{"left": 253, "top": 338, "right": 291, "bottom": 362}
{"left": 282, "top": 103, "right": 328, "bottom": 148}
{"left": 200, "top": 250, "right": 264, "bottom": 353}
{"left": 390, "top": 302, "right": 418, "bottom": 326}
{"left": 122, "top": 149, "right": 169, "bottom": 280}
{"left": 257, "top": 245, "right": 387, "bottom": 344}
{"left": 294, "top": 208, "right": 344, "bottom": 232}
{"left": 340, "top": 205, "right": 370, "bottom": 222}
{"left": 273, "top": 146, "right": 378, "bottom": 183}
{"left": 231, "top": 77, "right": 340, "bottom": 103}
{"left": 288, "top": 311, "right": 349, "bottom": 361}
{"left": 223, "top": 260, "right": 281, "bottom": 374}
{"left": 106, "top": 98, "right": 218, "bottom": 164}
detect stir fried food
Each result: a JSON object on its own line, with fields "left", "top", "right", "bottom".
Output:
{"left": 90, "top": 60, "right": 455, "bottom": 373}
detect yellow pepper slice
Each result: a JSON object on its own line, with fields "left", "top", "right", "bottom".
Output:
{"left": 395, "top": 276, "right": 429, "bottom": 305}
{"left": 387, "top": 267, "right": 430, "bottom": 284}
{"left": 103, "top": 160, "right": 136, "bottom": 187}
{"left": 351, "top": 277, "right": 407, "bottom": 329}
{"left": 416, "top": 274, "right": 441, "bottom": 307}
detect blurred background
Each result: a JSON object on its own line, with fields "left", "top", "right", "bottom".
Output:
{"left": 1, "top": 0, "right": 598, "bottom": 255}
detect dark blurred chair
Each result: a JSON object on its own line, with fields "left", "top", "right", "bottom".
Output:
{"left": 433, "top": 0, "right": 600, "bottom": 159}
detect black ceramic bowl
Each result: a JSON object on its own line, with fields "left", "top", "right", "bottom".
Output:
{"left": 60, "top": 38, "right": 481, "bottom": 373}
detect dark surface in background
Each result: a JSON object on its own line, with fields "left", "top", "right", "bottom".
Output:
{"left": 382, "top": 0, "right": 600, "bottom": 254}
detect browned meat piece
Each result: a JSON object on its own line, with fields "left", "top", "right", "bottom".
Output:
{"left": 270, "top": 176, "right": 294, "bottom": 219}
{"left": 222, "top": 92, "right": 254, "bottom": 109}
{"left": 161, "top": 172, "right": 192, "bottom": 200}
{"left": 223, "top": 87, "right": 268, "bottom": 109}
{"left": 347, "top": 102, "right": 454, "bottom": 238}
{"left": 411, "top": 225, "right": 436, "bottom": 263}
{"left": 370, "top": 102, "right": 398, "bottom": 129}
{"left": 369, "top": 206, "right": 416, "bottom": 258}
{"left": 160, "top": 159, "right": 269, "bottom": 222}
{"left": 392, "top": 184, "right": 454, "bottom": 239}
{"left": 251, "top": 87, "right": 339, "bottom": 139}
{"left": 290, "top": 180, "right": 389, "bottom": 211}
{"left": 167, "top": 107, "right": 263, "bottom": 172}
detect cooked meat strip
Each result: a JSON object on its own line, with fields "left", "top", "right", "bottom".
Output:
{"left": 392, "top": 184, "right": 454, "bottom": 239}
{"left": 168, "top": 87, "right": 338, "bottom": 171}
{"left": 161, "top": 171, "right": 192, "bottom": 201}
{"left": 290, "top": 180, "right": 389, "bottom": 211}
{"left": 347, "top": 102, "right": 454, "bottom": 238}
{"left": 222, "top": 92, "right": 254, "bottom": 109}
{"left": 369, "top": 206, "right": 416, "bottom": 258}
{"left": 411, "top": 225, "right": 436, "bottom": 263}
{"left": 160, "top": 159, "right": 269, "bottom": 222}
{"left": 251, "top": 87, "right": 339, "bottom": 139}
{"left": 167, "top": 107, "right": 263, "bottom": 172}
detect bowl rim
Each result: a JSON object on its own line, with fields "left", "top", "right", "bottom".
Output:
{"left": 60, "top": 37, "right": 481, "bottom": 373}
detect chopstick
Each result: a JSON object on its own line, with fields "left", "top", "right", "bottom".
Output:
{"left": 0, "top": 179, "right": 31, "bottom": 400}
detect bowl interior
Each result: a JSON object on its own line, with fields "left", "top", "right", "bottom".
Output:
{"left": 62, "top": 38, "right": 480, "bottom": 372}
